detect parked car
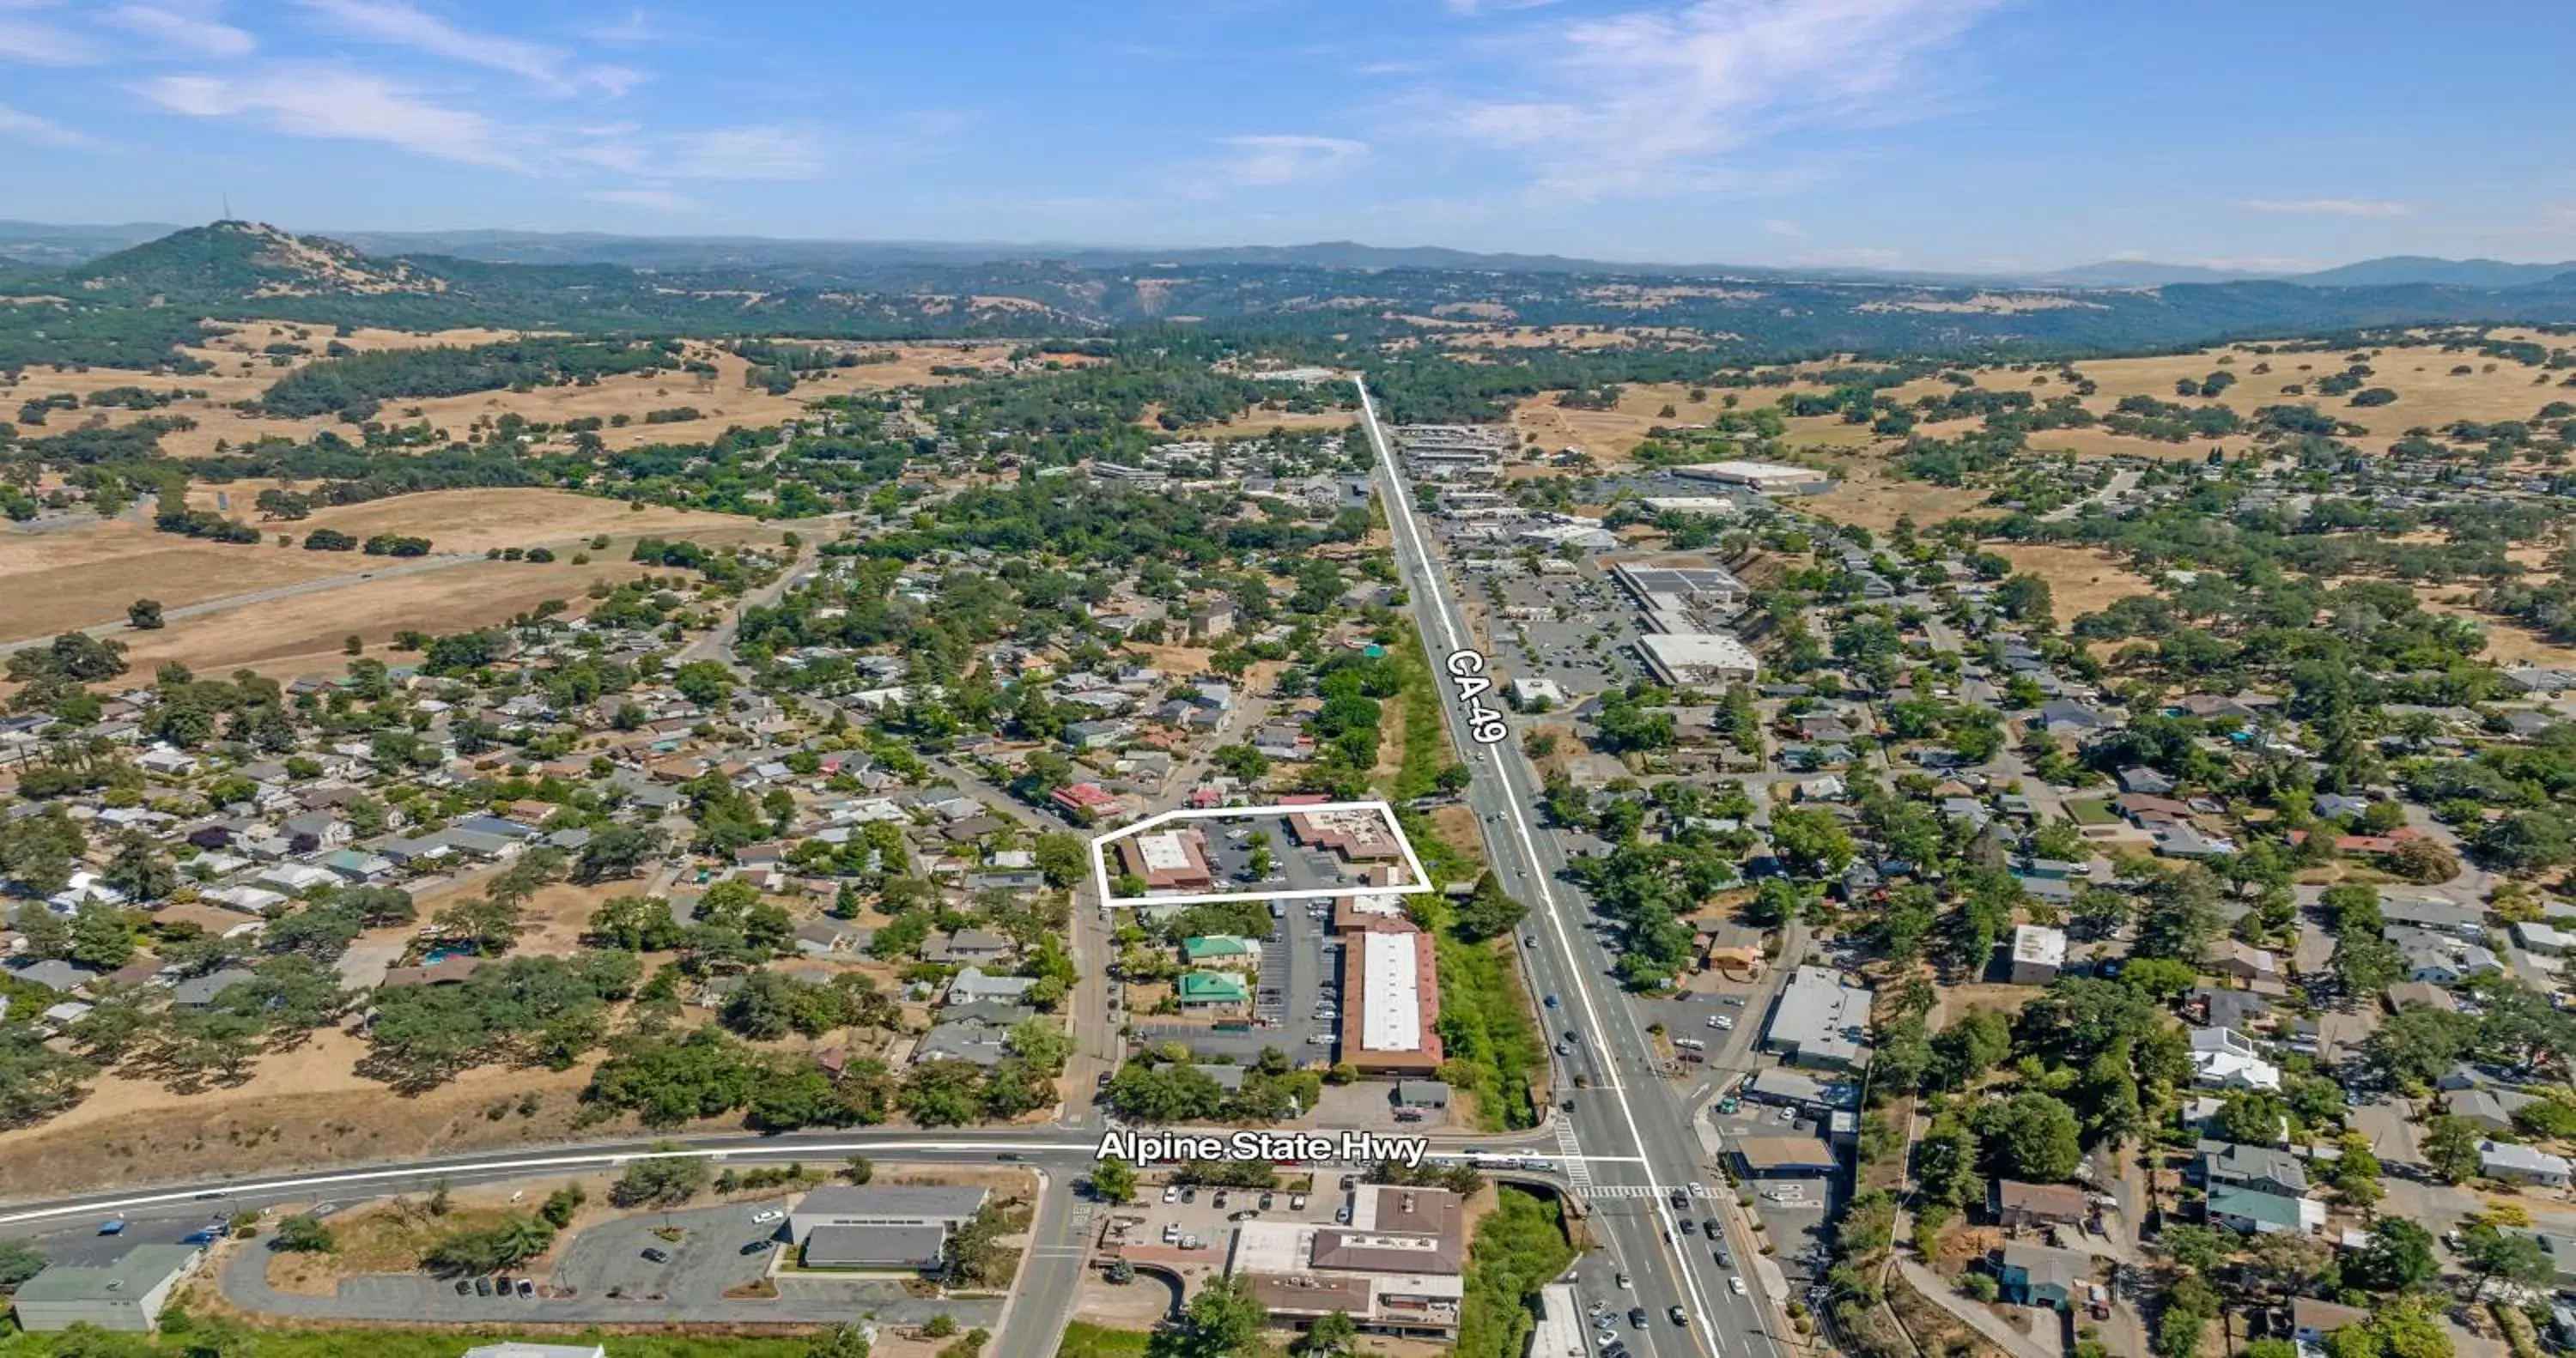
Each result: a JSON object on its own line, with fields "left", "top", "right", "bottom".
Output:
{"left": 751, "top": 1209, "right": 784, "bottom": 1224}
{"left": 453, "top": 1279, "right": 472, "bottom": 1296}
{"left": 641, "top": 1247, "right": 671, "bottom": 1264}
{"left": 743, "top": 1239, "right": 776, "bottom": 1255}
{"left": 516, "top": 1278, "right": 536, "bottom": 1299}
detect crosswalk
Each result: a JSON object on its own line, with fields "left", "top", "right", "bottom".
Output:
{"left": 1553, "top": 1119, "right": 1594, "bottom": 1191}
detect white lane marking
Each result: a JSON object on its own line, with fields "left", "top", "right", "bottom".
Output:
{"left": 1359, "top": 380, "right": 1728, "bottom": 1353}
{"left": 0, "top": 1140, "right": 1101, "bottom": 1227}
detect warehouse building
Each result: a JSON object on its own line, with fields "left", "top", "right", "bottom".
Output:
{"left": 11, "top": 1246, "right": 203, "bottom": 1332}
{"left": 1673, "top": 460, "right": 1836, "bottom": 495}
{"left": 1636, "top": 632, "right": 1761, "bottom": 686}
{"left": 1336, "top": 915, "right": 1443, "bottom": 1076}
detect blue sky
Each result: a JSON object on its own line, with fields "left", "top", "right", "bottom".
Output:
{"left": 3, "top": 0, "right": 2573, "bottom": 270}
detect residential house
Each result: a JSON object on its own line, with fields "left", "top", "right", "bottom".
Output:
{"left": 1996, "top": 1244, "right": 2091, "bottom": 1308}
{"left": 2009, "top": 925, "right": 2067, "bottom": 985}
{"left": 2196, "top": 1142, "right": 2309, "bottom": 1197}
{"left": 2206, "top": 1185, "right": 2324, "bottom": 1236}
{"left": 2190, "top": 1028, "right": 2281, "bottom": 1091}
{"left": 1993, "top": 1180, "right": 2089, "bottom": 1231}
{"left": 2482, "top": 1141, "right": 2573, "bottom": 1188}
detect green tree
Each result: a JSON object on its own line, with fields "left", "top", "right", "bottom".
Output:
{"left": 271, "top": 1215, "right": 335, "bottom": 1253}
{"left": 1184, "top": 1275, "right": 1271, "bottom": 1358}
{"left": 127, "top": 598, "right": 164, "bottom": 630}
{"left": 807, "top": 1324, "right": 874, "bottom": 1358}
{"left": 68, "top": 898, "right": 137, "bottom": 968}
{"left": 2422, "top": 1113, "right": 2482, "bottom": 1185}
{"left": 0, "top": 1237, "right": 47, "bottom": 1288}
{"left": 1091, "top": 1155, "right": 1139, "bottom": 1204}
{"left": 2345, "top": 1218, "right": 2439, "bottom": 1294}
{"left": 1975, "top": 1091, "right": 2082, "bottom": 1183}
{"left": 2458, "top": 1222, "right": 2553, "bottom": 1298}
{"left": 612, "top": 1151, "right": 711, "bottom": 1207}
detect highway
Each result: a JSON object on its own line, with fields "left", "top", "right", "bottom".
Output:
{"left": 1358, "top": 379, "right": 1794, "bottom": 1358}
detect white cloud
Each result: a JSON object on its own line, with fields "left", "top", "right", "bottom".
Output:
{"left": 571, "top": 123, "right": 826, "bottom": 181}
{"left": 671, "top": 126, "right": 823, "bottom": 180}
{"left": 1449, "top": 0, "right": 2006, "bottom": 197}
{"left": 137, "top": 63, "right": 521, "bottom": 168}
{"left": 0, "top": 13, "right": 100, "bottom": 64}
{"left": 1762, "top": 217, "right": 1803, "bottom": 237}
{"left": 586, "top": 185, "right": 701, "bottom": 213}
{"left": 0, "top": 100, "right": 95, "bottom": 146}
{"left": 101, "top": 3, "right": 255, "bottom": 58}
{"left": 2241, "top": 197, "right": 2411, "bottom": 219}
{"left": 295, "top": 0, "right": 634, "bottom": 96}
{"left": 1219, "top": 134, "right": 1369, "bottom": 187}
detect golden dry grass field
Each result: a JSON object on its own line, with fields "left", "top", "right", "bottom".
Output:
{"left": 0, "top": 330, "right": 1029, "bottom": 458}
{"left": 2, "top": 489, "right": 763, "bottom": 646}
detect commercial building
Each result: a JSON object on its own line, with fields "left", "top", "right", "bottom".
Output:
{"left": 1674, "top": 460, "right": 1836, "bottom": 495}
{"left": 1289, "top": 807, "right": 1405, "bottom": 862}
{"left": 1231, "top": 1185, "right": 1467, "bottom": 1339}
{"left": 1611, "top": 561, "right": 1751, "bottom": 634}
{"left": 1337, "top": 918, "right": 1443, "bottom": 1076}
{"left": 786, "top": 1185, "right": 989, "bottom": 1270}
{"left": 1531, "top": 1283, "right": 1589, "bottom": 1358}
{"left": 11, "top": 1246, "right": 203, "bottom": 1332}
{"left": 1729, "top": 1134, "right": 1839, "bottom": 1178}
{"left": 1117, "top": 828, "right": 1214, "bottom": 892}
{"left": 1764, "top": 966, "right": 1872, "bottom": 1070}
{"left": 1638, "top": 496, "right": 1741, "bottom": 518}
{"left": 1635, "top": 632, "right": 1760, "bottom": 686}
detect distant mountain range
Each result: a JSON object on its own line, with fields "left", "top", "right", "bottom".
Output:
{"left": 7, "top": 220, "right": 2576, "bottom": 373}
{"left": 3, "top": 218, "right": 2572, "bottom": 293}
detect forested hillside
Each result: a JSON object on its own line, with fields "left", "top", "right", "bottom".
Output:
{"left": 7, "top": 220, "right": 2576, "bottom": 378}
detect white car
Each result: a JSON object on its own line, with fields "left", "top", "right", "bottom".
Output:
{"left": 750, "top": 1209, "right": 784, "bottom": 1224}
{"left": 1710, "top": 1015, "right": 1734, "bottom": 1030}
{"left": 1728, "top": 1276, "right": 1747, "bottom": 1297}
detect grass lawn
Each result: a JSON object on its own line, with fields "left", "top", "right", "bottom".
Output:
{"left": 2065, "top": 797, "right": 2117, "bottom": 827}
{"left": 1056, "top": 1323, "right": 1156, "bottom": 1358}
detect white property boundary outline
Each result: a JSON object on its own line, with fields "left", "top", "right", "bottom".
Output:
{"left": 1087, "top": 799, "right": 1436, "bottom": 908}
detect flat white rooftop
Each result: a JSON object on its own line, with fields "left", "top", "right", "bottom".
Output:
{"left": 1135, "top": 831, "right": 1192, "bottom": 872}
{"left": 1364, "top": 931, "right": 1425, "bottom": 1052}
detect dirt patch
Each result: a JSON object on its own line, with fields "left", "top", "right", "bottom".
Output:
{"left": 0, "top": 1044, "right": 606, "bottom": 1197}
{"left": 2420, "top": 594, "right": 2576, "bottom": 668}
{"left": 0, "top": 517, "right": 367, "bottom": 640}
{"left": 4, "top": 338, "right": 1030, "bottom": 460}
{"left": 183, "top": 487, "right": 756, "bottom": 556}
{"left": 1989, "top": 543, "right": 2157, "bottom": 617}
{"left": 100, "top": 539, "right": 770, "bottom": 682}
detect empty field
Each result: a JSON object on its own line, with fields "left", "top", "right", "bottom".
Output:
{"left": 0, "top": 517, "right": 360, "bottom": 640}
{"left": 186, "top": 487, "right": 757, "bottom": 555}
{"left": 3, "top": 489, "right": 765, "bottom": 645}
{"left": 4, "top": 337, "right": 1032, "bottom": 459}
{"left": 1990, "top": 543, "right": 2158, "bottom": 618}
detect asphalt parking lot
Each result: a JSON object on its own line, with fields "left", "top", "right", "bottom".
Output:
{"left": 1476, "top": 572, "right": 1650, "bottom": 695}
{"left": 1136, "top": 894, "right": 1340, "bottom": 1064}
{"left": 212, "top": 1200, "right": 992, "bottom": 1326}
